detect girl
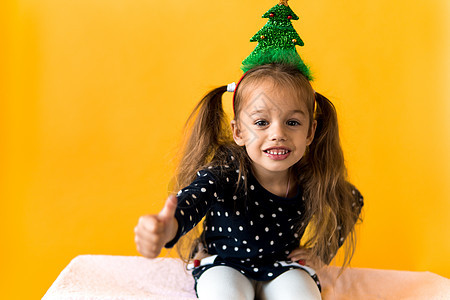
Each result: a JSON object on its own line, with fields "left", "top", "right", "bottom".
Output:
{"left": 134, "top": 63, "right": 363, "bottom": 299}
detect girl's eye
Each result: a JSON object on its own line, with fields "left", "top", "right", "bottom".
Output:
{"left": 255, "top": 120, "right": 269, "bottom": 127}
{"left": 287, "top": 120, "right": 301, "bottom": 126}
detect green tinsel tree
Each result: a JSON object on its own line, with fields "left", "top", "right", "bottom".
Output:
{"left": 241, "top": 0, "right": 312, "bottom": 80}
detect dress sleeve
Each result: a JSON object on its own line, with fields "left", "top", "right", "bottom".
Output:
{"left": 164, "top": 169, "right": 222, "bottom": 248}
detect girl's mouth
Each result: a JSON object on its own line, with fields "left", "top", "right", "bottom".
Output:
{"left": 263, "top": 148, "right": 291, "bottom": 160}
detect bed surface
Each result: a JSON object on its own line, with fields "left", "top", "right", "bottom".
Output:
{"left": 43, "top": 255, "right": 450, "bottom": 299}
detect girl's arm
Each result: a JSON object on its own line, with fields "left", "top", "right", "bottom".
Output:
{"left": 164, "top": 169, "right": 222, "bottom": 248}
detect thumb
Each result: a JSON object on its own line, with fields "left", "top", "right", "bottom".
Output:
{"left": 157, "top": 194, "right": 177, "bottom": 221}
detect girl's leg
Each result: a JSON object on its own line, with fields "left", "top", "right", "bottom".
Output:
{"left": 258, "top": 269, "right": 321, "bottom": 300}
{"left": 196, "top": 266, "right": 255, "bottom": 300}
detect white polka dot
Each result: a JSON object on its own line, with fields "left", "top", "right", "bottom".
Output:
{"left": 265, "top": 227, "right": 269, "bottom": 232}
{"left": 297, "top": 211, "right": 302, "bottom": 215}
{"left": 278, "top": 232, "right": 282, "bottom": 236}
{"left": 222, "top": 245, "right": 227, "bottom": 250}
{"left": 239, "top": 226, "right": 244, "bottom": 231}
{"left": 294, "top": 233, "right": 299, "bottom": 238}
{"left": 217, "top": 211, "right": 221, "bottom": 216}
{"left": 210, "top": 211, "right": 214, "bottom": 216}
{"left": 219, "top": 227, "right": 223, "bottom": 232}
{"left": 226, "top": 177, "right": 229, "bottom": 182}
{"left": 201, "top": 188, "right": 206, "bottom": 192}
{"left": 274, "top": 263, "right": 279, "bottom": 267}
{"left": 259, "top": 248, "right": 263, "bottom": 252}
{"left": 278, "top": 207, "right": 283, "bottom": 211}
{"left": 246, "top": 248, "right": 251, "bottom": 252}
{"left": 236, "top": 211, "right": 240, "bottom": 215}
{"left": 270, "top": 241, "right": 274, "bottom": 245}
{"left": 189, "top": 215, "right": 192, "bottom": 221}
{"left": 352, "top": 189, "right": 356, "bottom": 195}
{"left": 255, "top": 201, "right": 259, "bottom": 206}
{"left": 209, "top": 180, "right": 214, "bottom": 184}
{"left": 213, "top": 192, "right": 217, "bottom": 197}
{"left": 228, "top": 227, "right": 232, "bottom": 232}
{"left": 233, "top": 195, "right": 237, "bottom": 200}
{"left": 255, "top": 235, "right": 259, "bottom": 240}
{"left": 250, "top": 185, "right": 255, "bottom": 190}
{"left": 225, "top": 212, "right": 229, "bottom": 217}
{"left": 180, "top": 210, "right": 184, "bottom": 215}
{"left": 192, "top": 194, "right": 197, "bottom": 199}
{"left": 185, "top": 200, "right": 190, "bottom": 205}
{"left": 253, "top": 267, "right": 259, "bottom": 272}
{"left": 234, "top": 247, "right": 239, "bottom": 251}
{"left": 250, "top": 221, "right": 254, "bottom": 226}
{"left": 268, "top": 273, "right": 273, "bottom": 277}
{"left": 243, "top": 240, "right": 247, "bottom": 244}
{"left": 340, "top": 237, "right": 345, "bottom": 242}
{"left": 260, "top": 214, "right": 264, "bottom": 218}
{"left": 211, "top": 226, "right": 215, "bottom": 231}
{"left": 272, "top": 213, "right": 276, "bottom": 218}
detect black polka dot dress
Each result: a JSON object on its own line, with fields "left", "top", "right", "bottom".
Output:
{"left": 165, "top": 162, "right": 364, "bottom": 293}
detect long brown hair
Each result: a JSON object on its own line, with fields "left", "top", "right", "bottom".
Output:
{"left": 173, "top": 64, "right": 362, "bottom": 268}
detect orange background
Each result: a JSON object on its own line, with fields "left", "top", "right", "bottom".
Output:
{"left": 1, "top": 0, "right": 449, "bottom": 298}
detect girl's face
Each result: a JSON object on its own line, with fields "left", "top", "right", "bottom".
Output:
{"left": 231, "top": 79, "right": 316, "bottom": 177}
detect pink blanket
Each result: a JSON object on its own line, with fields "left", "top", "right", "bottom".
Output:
{"left": 43, "top": 255, "right": 450, "bottom": 299}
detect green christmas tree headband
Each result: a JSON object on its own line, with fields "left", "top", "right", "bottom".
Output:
{"left": 229, "top": 0, "right": 312, "bottom": 112}
{"left": 241, "top": 0, "right": 312, "bottom": 80}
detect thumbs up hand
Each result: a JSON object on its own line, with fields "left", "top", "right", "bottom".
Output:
{"left": 134, "top": 194, "right": 179, "bottom": 258}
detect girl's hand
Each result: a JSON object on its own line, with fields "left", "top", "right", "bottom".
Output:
{"left": 134, "top": 195, "right": 178, "bottom": 258}
{"left": 287, "top": 248, "right": 325, "bottom": 270}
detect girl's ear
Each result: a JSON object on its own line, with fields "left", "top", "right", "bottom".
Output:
{"left": 231, "top": 120, "right": 245, "bottom": 146}
{"left": 306, "top": 120, "right": 317, "bottom": 146}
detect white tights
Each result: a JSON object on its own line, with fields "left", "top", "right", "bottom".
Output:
{"left": 196, "top": 266, "right": 321, "bottom": 300}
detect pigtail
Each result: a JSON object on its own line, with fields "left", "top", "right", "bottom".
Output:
{"left": 298, "top": 92, "right": 360, "bottom": 269}
{"left": 174, "top": 86, "right": 231, "bottom": 192}
{"left": 173, "top": 86, "right": 235, "bottom": 262}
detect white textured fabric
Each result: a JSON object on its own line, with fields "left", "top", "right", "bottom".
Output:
{"left": 43, "top": 255, "right": 197, "bottom": 300}
{"left": 43, "top": 255, "right": 450, "bottom": 300}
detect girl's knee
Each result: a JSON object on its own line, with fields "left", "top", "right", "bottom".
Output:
{"left": 196, "top": 266, "right": 255, "bottom": 300}
{"left": 259, "top": 269, "right": 321, "bottom": 300}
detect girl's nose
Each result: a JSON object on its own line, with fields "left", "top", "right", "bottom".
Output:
{"left": 269, "top": 123, "right": 287, "bottom": 141}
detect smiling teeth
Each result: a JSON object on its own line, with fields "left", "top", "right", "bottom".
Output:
{"left": 266, "top": 150, "right": 288, "bottom": 155}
